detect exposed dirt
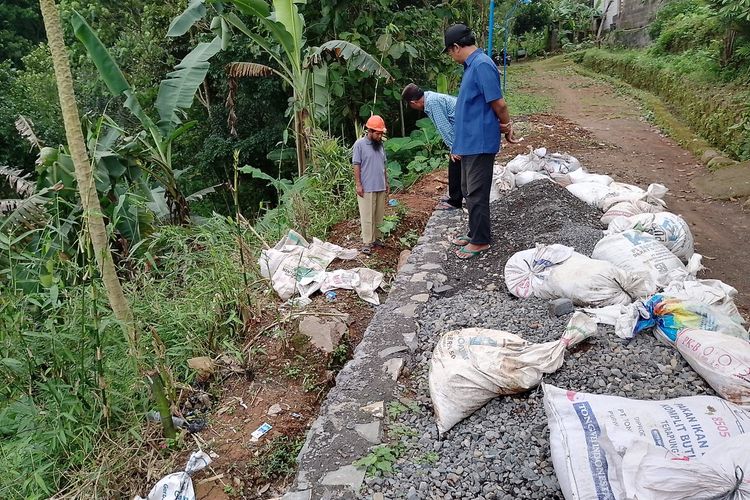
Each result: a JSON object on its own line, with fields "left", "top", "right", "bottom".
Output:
{"left": 506, "top": 58, "right": 750, "bottom": 315}
{"left": 191, "top": 170, "right": 447, "bottom": 499}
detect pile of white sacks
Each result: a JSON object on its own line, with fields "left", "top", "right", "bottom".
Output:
{"left": 489, "top": 147, "right": 750, "bottom": 499}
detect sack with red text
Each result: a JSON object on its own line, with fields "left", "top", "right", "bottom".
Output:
{"left": 543, "top": 383, "right": 750, "bottom": 500}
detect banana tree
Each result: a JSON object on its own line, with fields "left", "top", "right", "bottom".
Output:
{"left": 70, "top": 11, "right": 223, "bottom": 224}
{"left": 171, "top": 0, "right": 393, "bottom": 176}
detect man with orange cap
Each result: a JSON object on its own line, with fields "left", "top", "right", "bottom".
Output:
{"left": 353, "top": 115, "right": 389, "bottom": 255}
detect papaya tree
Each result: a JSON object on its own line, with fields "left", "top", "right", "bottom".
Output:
{"left": 170, "top": 0, "right": 393, "bottom": 176}
{"left": 37, "top": 0, "right": 137, "bottom": 351}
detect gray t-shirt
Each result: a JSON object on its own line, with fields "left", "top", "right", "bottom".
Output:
{"left": 353, "top": 137, "right": 387, "bottom": 192}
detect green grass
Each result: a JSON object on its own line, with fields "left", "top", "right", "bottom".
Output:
{"left": 0, "top": 217, "right": 254, "bottom": 498}
{"left": 504, "top": 63, "right": 554, "bottom": 116}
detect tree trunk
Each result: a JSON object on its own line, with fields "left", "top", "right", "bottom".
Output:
{"left": 721, "top": 28, "right": 737, "bottom": 67}
{"left": 39, "top": 0, "right": 138, "bottom": 353}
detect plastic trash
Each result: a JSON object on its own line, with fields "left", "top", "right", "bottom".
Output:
{"left": 325, "top": 290, "right": 337, "bottom": 302}
{"left": 388, "top": 198, "right": 398, "bottom": 207}
{"left": 429, "top": 312, "right": 594, "bottom": 436}
{"left": 135, "top": 451, "right": 212, "bottom": 500}
{"left": 250, "top": 422, "right": 272, "bottom": 442}
{"left": 146, "top": 410, "right": 207, "bottom": 434}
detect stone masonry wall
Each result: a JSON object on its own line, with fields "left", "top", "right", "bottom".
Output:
{"left": 615, "top": 0, "right": 666, "bottom": 30}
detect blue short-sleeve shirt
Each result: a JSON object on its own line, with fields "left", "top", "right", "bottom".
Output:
{"left": 453, "top": 49, "right": 503, "bottom": 156}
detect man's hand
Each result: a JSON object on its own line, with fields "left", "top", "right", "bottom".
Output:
{"left": 450, "top": 153, "right": 462, "bottom": 162}
{"left": 501, "top": 122, "right": 522, "bottom": 144}
{"left": 356, "top": 182, "right": 364, "bottom": 197}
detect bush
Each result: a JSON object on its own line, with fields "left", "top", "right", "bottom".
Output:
{"left": 580, "top": 49, "right": 750, "bottom": 160}
{"left": 649, "top": 0, "right": 707, "bottom": 40}
{"left": 650, "top": 5, "right": 721, "bottom": 55}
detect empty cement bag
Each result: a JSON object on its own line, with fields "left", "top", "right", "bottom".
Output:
{"left": 607, "top": 212, "right": 694, "bottom": 260}
{"left": 592, "top": 230, "right": 701, "bottom": 288}
{"left": 543, "top": 383, "right": 750, "bottom": 500}
{"left": 429, "top": 312, "right": 595, "bottom": 436}
{"left": 505, "top": 244, "right": 654, "bottom": 307}
{"left": 135, "top": 451, "right": 211, "bottom": 500}
{"left": 601, "top": 430, "right": 750, "bottom": 500}
{"left": 601, "top": 199, "right": 664, "bottom": 226}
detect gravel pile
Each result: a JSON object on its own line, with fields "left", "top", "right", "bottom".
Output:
{"left": 362, "top": 178, "right": 715, "bottom": 500}
{"left": 362, "top": 294, "right": 714, "bottom": 500}
{"left": 444, "top": 180, "right": 604, "bottom": 293}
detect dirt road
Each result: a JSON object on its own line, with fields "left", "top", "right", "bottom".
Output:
{"left": 503, "top": 57, "right": 750, "bottom": 315}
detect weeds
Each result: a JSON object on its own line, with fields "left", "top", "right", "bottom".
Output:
{"left": 353, "top": 444, "right": 402, "bottom": 477}
{"left": 251, "top": 435, "right": 305, "bottom": 480}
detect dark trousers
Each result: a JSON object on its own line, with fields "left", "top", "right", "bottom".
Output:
{"left": 460, "top": 153, "right": 494, "bottom": 245}
{"left": 447, "top": 157, "right": 463, "bottom": 208}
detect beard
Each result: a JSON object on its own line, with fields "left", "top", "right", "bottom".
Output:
{"left": 370, "top": 138, "right": 383, "bottom": 151}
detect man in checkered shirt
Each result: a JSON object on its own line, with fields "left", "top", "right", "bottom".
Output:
{"left": 402, "top": 83, "right": 463, "bottom": 211}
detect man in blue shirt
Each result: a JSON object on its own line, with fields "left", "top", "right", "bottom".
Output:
{"left": 444, "top": 23, "right": 518, "bottom": 260}
{"left": 401, "top": 83, "right": 463, "bottom": 211}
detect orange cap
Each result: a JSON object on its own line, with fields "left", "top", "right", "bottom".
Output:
{"left": 365, "top": 115, "right": 387, "bottom": 132}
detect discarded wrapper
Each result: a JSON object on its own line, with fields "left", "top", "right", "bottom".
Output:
{"left": 250, "top": 422, "right": 272, "bottom": 442}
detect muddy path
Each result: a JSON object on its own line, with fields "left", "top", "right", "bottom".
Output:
{"left": 507, "top": 57, "right": 750, "bottom": 315}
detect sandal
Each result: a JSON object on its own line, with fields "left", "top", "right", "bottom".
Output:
{"left": 372, "top": 239, "right": 385, "bottom": 247}
{"left": 455, "top": 245, "right": 490, "bottom": 260}
{"left": 361, "top": 244, "right": 373, "bottom": 255}
{"left": 450, "top": 235, "right": 471, "bottom": 246}
{"left": 436, "top": 201, "right": 460, "bottom": 211}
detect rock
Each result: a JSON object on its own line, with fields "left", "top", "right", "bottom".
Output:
{"left": 321, "top": 465, "right": 366, "bottom": 491}
{"left": 707, "top": 156, "right": 738, "bottom": 170}
{"left": 700, "top": 149, "right": 721, "bottom": 164}
{"left": 433, "top": 284, "right": 454, "bottom": 294}
{"left": 355, "top": 421, "right": 381, "bottom": 444}
{"left": 548, "top": 298, "right": 574, "bottom": 317}
{"left": 298, "top": 316, "right": 347, "bottom": 353}
{"left": 267, "top": 404, "right": 283, "bottom": 417}
{"left": 360, "top": 401, "right": 385, "bottom": 419}
{"left": 379, "top": 346, "right": 409, "bottom": 358}
{"left": 382, "top": 358, "right": 404, "bottom": 381}
{"left": 398, "top": 250, "right": 412, "bottom": 271}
